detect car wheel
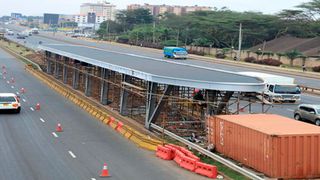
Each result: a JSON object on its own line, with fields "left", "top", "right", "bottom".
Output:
{"left": 15, "top": 107, "right": 21, "bottom": 114}
{"left": 294, "top": 114, "right": 301, "bottom": 120}
{"left": 315, "top": 119, "right": 320, "bottom": 126}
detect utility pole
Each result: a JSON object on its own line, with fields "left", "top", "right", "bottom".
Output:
{"left": 105, "top": 20, "right": 109, "bottom": 40}
{"left": 152, "top": 21, "right": 156, "bottom": 44}
{"left": 237, "top": 23, "right": 242, "bottom": 61}
{"left": 176, "top": 29, "right": 180, "bottom": 47}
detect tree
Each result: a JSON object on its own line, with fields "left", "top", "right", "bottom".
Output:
{"left": 285, "top": 49, "right": 303, "bottom": 66}
{"left": 296, "top": 0, "right": 320, "bottom": 21}
{"left": 276, "top": 52, "right": 286, "bottom": 61}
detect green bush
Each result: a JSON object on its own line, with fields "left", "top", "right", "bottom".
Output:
{"left": 312, "top": 66, "right": 320, "bottom": 72}
{"left": 161, "top": 40, "right": 184, "bottom": 47}
{"left": 244, "top": 57, "right": 256, "bottom": 63}
{"left": 116, "top": 35, "right": 129, "bottom": 43}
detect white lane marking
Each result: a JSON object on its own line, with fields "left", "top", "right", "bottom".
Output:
{"left": 30, "top": 107, "right": 34, "bottom": 111}
{"left": 16, "top": 92, "right": 19, "bottom": 95}
{"left": 287, "top": 108, "right": 294, "bottom": 112}
{"left": 11, "top": 86, "right": 14, "bottom": 89}
{"left": 40, "top": 118, "right": 45, "bottom": 123}
{"left": 68, "top": 151, "right": 77, "bottom": 158}
{"left": 22, "top": 99, "right": 26, "bottom": 102}
{"left": 91, "top": 178, "right": 97, "bottom": 180}
{"left": 52, "top": 132, "right": 58, "bottom": 138}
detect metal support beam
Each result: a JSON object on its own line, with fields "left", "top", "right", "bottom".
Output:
{"left": 72, "top": 63, "right": 80, "bottom": 89}
{"left": 145, "top": 85, "right": 173, "bottom": 129}
{"left": 145, "top": 82, "right": 158, "bottom": 128}
{"left": 85, "top": 67, "right": 92, "bottom": 97}
{"left": 216, "top": 91, "right": 234, "bottom": 114}
{"left": 62, "top": 57, "right": 68, "bottom": 84}
{"left": 100, "top": 68, "right": 109, "bottom": 105}
{"left": 206, "top": 90, "right": 217, "bottom": 116}
{"left": 119, "top": 74, "right": 131, "bottom": 115}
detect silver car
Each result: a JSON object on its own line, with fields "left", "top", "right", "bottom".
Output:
{"left": 294, "top": 104, "right": 320, "bottom": 126}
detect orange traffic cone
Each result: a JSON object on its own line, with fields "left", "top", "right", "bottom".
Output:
{"left": 20, "top": 88, "right": 26, "bottom": 93}
{"left": 100, "top": 163, "right": 110, "bottom": 177}
{"left": 35, "top": 103, "right": 40, "bottom": 110}
{"left": 10, "top": 77, "right": 15, "bottom": 83}
{"left": 56, "top": 123, "right": 63, "bottom": 132}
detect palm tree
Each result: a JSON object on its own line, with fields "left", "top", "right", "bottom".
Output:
{"left": 285, "top": 49, "right": 303, "bottom": 67}
{"left": 276, "top": 52, "right": 285, "bottom": 61}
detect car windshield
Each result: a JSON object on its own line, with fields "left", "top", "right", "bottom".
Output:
{"left": 0, "top": 96, "right": 16, "bottom": 103}
{"left": 274, "top": 85, "right": 301, "bottom": 94}
{"left": 174, "top": 50, "right": 187, "bottom": 55}
{"left": 317, "top": 109, "right": 320, "bottom": 114}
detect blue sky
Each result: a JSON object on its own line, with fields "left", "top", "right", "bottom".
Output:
{"left": 0, "top": 0, "right": 309, "bottom": 16}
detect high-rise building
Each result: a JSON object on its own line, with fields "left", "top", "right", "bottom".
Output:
{"left": 127, "top": 4, "right": 212, "bottom": 16}
{"left": 11, "top": 13, "right": 22, "bottom": 19}
{"left": 80, "top": 1, "right": 116, "bottom": 21}
{"left": 43, "top": 13, "right": 59, "bottom": 25}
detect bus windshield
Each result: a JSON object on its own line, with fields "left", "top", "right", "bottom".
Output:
{"left": 173, "top": 50, "right": 187, "bottom": 55}
{"left": 274, "top": 85, "right": 301, "bottom": 94}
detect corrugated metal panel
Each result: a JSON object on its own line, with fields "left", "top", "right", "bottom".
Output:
{"left": 208, "top": 115, "right": 320, "bottom": 179}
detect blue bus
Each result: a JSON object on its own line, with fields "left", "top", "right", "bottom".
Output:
{"left": 163, "top": 47, "right": 188, "bottom": 59}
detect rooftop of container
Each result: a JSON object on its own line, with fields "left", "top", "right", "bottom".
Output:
{"left": 214, "top": 114, "right": 320, "bottom": 135}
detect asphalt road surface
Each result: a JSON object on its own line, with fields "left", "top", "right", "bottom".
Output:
{"left": 3, "top": 24, "right": 320, "bottom": 88}
{"left": 3, "top": 25, "right": 320, "bottom": 122}
{"left": 0, "top": 48, "right": 205, "bottom": 180}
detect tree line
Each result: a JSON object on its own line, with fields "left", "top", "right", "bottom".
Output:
{"left": 97, "top": 0, "right": 320, "bottom": 49}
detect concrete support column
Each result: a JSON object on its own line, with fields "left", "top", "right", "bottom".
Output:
{"left": 145, "top": 82, "right": 157, "bottom": 129}
{"left": 54, "top": 59, "right": 59, "bottom": 78}
{"left": 46, "top": 59, "right": 52, "bottom": 74}
{"left": 62, "top": 57, "right": 69, "bottom": 84}
{"left": 72, "top": 63, "right": 80, "bottom": 90}
{"left": 119, "top": 74, "right": 131, "bottom": 115}
{"left": 84, "top": 67, "right": 93, "bottom": 97}
{"left": 100, "top": 68, "right": 109, "bottom": 105}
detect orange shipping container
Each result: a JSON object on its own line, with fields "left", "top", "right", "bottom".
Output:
{"left": 207, "top": 114, "right": 320, "bottom": 179}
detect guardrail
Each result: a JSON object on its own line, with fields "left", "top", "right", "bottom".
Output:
{"left": 150, "top": 123, "right": 264, "bottom": 180}
{"left": 300, "top": 85, "right": 320, "bottom": 95}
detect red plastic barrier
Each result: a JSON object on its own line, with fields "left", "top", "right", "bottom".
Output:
{"left": 168, "top": 144, "right": 181, "bottom": 151}
{"left": 173, "top": 150, "right": 184, "bottom": 165}
{"left": 164, "top": 145, "right": 177, "bottom": 156}
{"left": 186, "top": 152, "right": 200, "bottom": 161}
{"left": 179, "top": 147, "right": 200, "bottom": 161}
{"left": 195, "top": 161, "right": 218, "bottom": 179}
{"left": 180, "top": 156, "right": 197, "bottom": 172}
{"left": 107, "top": 116, "right": 115, "bottom": 125}
{"left": 115, "top": 121, "right": 123, "bottom": 131}
{"left": 156, "top": 145, "right": 174, "bottom": 160}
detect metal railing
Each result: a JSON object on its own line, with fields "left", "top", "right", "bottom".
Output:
{"left": 150, "top": 123, "right": 264, "bottom": 180}
{"left": 300, "top": 85, "right": 320, "bottom": 95}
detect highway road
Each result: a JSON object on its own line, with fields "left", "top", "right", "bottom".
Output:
{"left": 0, "top": 48, "right": 205, "bottom": 180}
{"left": 3, "top": 24, "right": 320, "bottom": 122}
{"left": 41, "top": 32, "right": 320, "bottom": 88}
{"left": 3, "top": 24, "right": 320, "bottom": 88}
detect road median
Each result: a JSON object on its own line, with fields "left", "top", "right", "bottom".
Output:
{"left": 21, "top": 64, "right": 161, "bottom": 151}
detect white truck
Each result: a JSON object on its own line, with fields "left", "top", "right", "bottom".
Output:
{"left": 239, "top": 72, "right": 301, "bottom": 103}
